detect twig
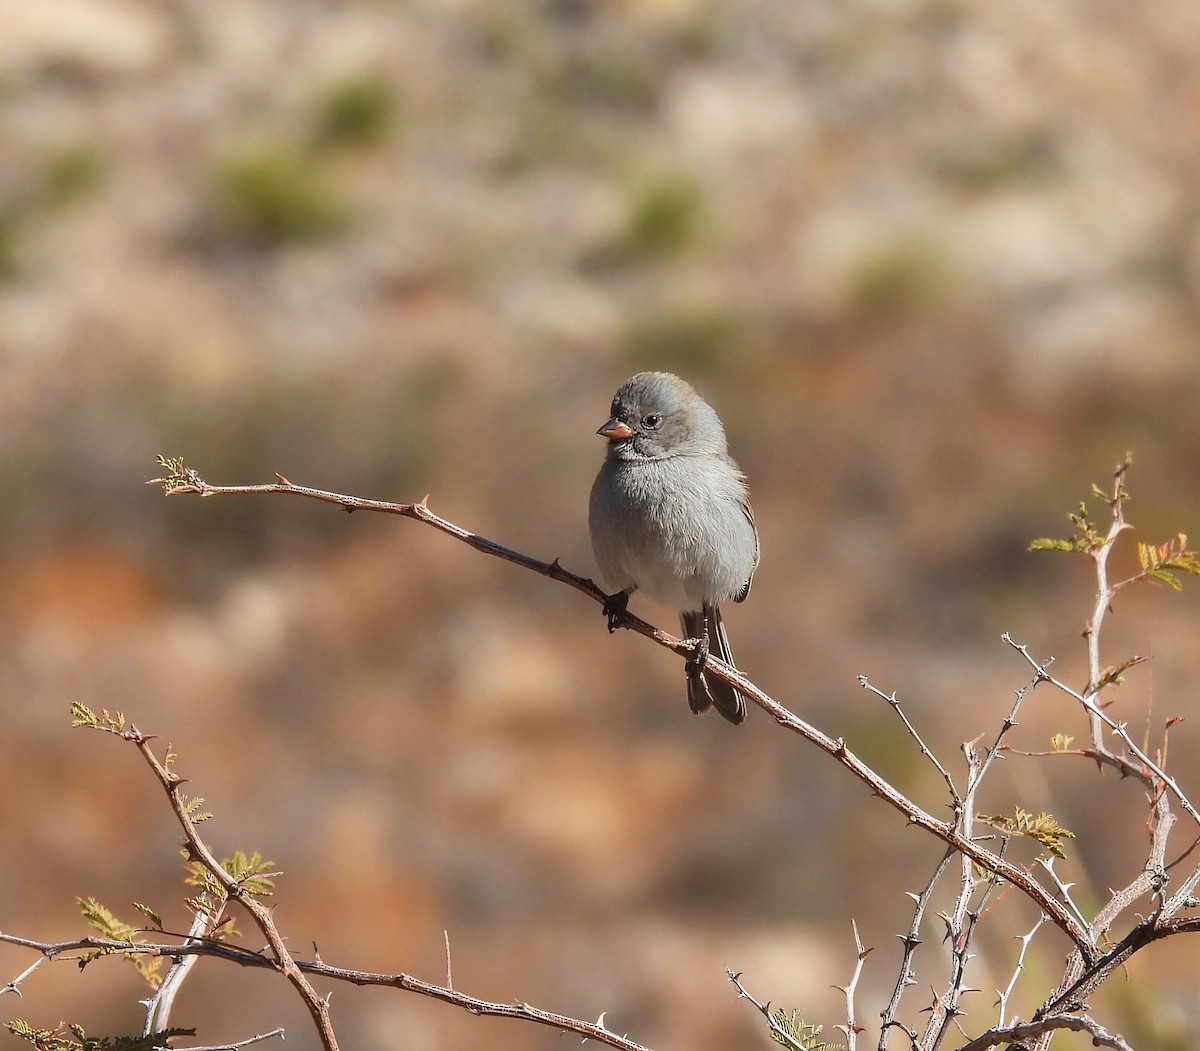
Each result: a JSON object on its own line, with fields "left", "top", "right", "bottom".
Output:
{"left": 996, "top": 914, "right": 1047, "bottom": 1026}
{"left": 1080, "top": 459, "right": 1134, "bottom": 752}
{"left": 1003, "top": 636, "right": 1200, "bottom": 828}
{"left": 956, "top": 1011, "right": 1134, "bottom": 1051}
{"left": 725, "top": 969, "right": 809, "bottom": 1051}
{"left": 0, "top": 932, "right": 651, "bottom": 1051}
{"left": 184, "top": 1029, "right": 286, "bottom": 1051}
{"left": 0, "top": 955, "right": 47, "bottom": 997}
{"left": 858, "top": 678, "right": 958, "bottom": 804}
{"left": 1034, "top": 858, "right": 1089, "bottom": 933}
{"left": 116, "top": 720, "right": 341, "bottom": 1051}
{"left": 923, "top": 740, "right": 988, "bottom": 1051}
{"left": 878, "top": 847, "right": 955, "bottom": 1051}
{"left": 143, "top": 908, "right": 211, "bottom": 1039}
{"left": 833, "top": 921, "right": 869, "bottom": 1051}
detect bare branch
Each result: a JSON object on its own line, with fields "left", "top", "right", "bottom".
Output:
{"left": 995, "top": 915, "right": 1047, "bottom": 1026}
{"left": 957, "top": 1012, "right": 1134, "bottom": 1051}
{"left": 143, "top": 908, "right": 215, "bottom": 1038}
{"left": 1003, "top": 636, "right": 1200, "bottom": 828}
{"left": 0, "top": 955, "right": 48, "bottom": 997}
{"left": 184, "top": 1029, "right": 286, "bottom": 1051}
{"left": 878, "top": 846, "right": 954, "bottom": 1049}
{"left": 833, "top": 921, "right": 869, "bottom": 1051}
{"left": 725, "top": 969, "right": 814, "bottom": 1051}
{"left": 0, "top": 932, "right": 651, "bottom": 1051}
{"left": 858, "top": 678, "right": 959, "bottom": 804}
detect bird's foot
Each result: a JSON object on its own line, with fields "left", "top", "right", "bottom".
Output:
{"left": 685, "top": 636, "right": 710, "bottom": 680}
{"left": 601, "top": 591, "right": 629, "bottom": 634}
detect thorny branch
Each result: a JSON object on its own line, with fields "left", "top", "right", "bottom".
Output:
{"left": 0, "top": 932, "right": 651, "bottom": 1051}
{"left": 146, "top": 460, "right": 1095, "bottom": 952}
{"left": 118, "top": 721, "right": 340, "bottom": 1051}
{"left": 835, "top": 921, "right": 870, "bottom": 1051}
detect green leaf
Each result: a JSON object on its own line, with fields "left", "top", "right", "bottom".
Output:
{"left": 8, "top": 1020, "right": 195, "bottom": 1051}
{"left": 978, "top": 807, "right": 1077, "bottom": 860}
{"left": 222, "top": 849, "right": 277, "bottom": 897}
{"left": 75, "top": 898, "right": 164, "bottom": 986}
{"left": 150, "top": 455, "right": 204, "bottom": 495}
{"left": 1028, "top": 538, "right": 1075, "bottom": 552}
{"left": 132, "top": 902, "right": 163, "bottom": 929}
{"left": 769, "top": 1010, "right": 837, "bottom": 1051}
{"left": 70, "top": 703, "right": 126, "bottom": 734}
{"left": 180, "top": 793, "right": 213, "bottom": 823}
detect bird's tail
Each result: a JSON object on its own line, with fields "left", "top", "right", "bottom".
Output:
{"left": 681, "top": 606, "right": 747, "bottom": 725}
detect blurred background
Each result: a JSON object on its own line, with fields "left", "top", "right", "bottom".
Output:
{"left": 3, "top": 0, "right": 1200, "bottom": 1048}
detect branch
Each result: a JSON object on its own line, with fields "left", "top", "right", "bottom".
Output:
{"left": 725, "top": 970, "right": 818, "bottom": 1051}
{"left": 0, "top": 933, "right": 651, "bottom": 1051}
{"left": 858, "top": 679, "right": 958, "bottom": 804}
{"left": 183, "top": 1029, "right": 285, "bottom": 1051}
{"left": 71, "top": 705, "right": 341, "bottom": 1051}
{"left": 833, "top": 921, "right": 869, "bottom": 1051}
{"left": 996, "top": 914, "right": 1047, "bottom": 1027}
{"left": 148, "top": 460, "right": 1095, "bottom": 955}
{"left": 878, "top": 846, "right": 955, "bottom": 1050}
{"left": 1080, "top": 458, "right": 1134, "bottom": 752}
{"left": 143, "top": 908, "right": 214, "bottom": 1038}
{"left": 957, "top": 1012, "right": 1134, "bottom": 1051}
{"left": 1003, "top": 636, "right": 1200, "bottom": 828}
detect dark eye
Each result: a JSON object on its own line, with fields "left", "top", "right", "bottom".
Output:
{"left": 643, "top": 413, "right": 662, "bottom": 429}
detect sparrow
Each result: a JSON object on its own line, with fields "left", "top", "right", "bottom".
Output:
{"left": 589, "top": 371, "right": 759, "bottom": 724}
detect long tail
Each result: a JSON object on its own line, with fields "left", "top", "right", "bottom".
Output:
{"left": 681, "top": 606, "right": 747, "bottom": 725}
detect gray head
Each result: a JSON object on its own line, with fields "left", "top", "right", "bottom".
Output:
{"left": 596, "top": 371, "right": 728, "bottom": 462}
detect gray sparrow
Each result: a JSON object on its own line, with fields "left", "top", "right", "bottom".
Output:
{"left": 589, "top": 371, "right": 759, "bottom": 724}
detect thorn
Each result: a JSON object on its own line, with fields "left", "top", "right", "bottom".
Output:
{"left": 275, "top": 471, "right": 292, "bottom": 485}
{"left": 419, "top": 494, "right": 431, "bottom": 508}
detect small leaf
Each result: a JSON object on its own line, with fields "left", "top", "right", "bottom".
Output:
{"left": 1030, "top": 504, "right": 1099, "bottom": 553}
{"left": 71, "top": 704, "right": 127, "bottom": 734}
{"left": 769, "top": 1009, "right": 837, "bottom": 1051}
{"left": 132, "top": 902, "right": 163, "bottom": 929}
{"left": 1028, "top": 538, "right": 1075, "bottom": 553}
{"left": 1135, "top": 535, "right": 1200, "bottom": 591}
{"left": 979, "top": 807, "right": 1077, "bottom": 859}
{"left": 1095, "top": 655, "right": 1149, "bottom": 692}
{"left": 8, "top": 1020, "right": 196, "bottom": 1051}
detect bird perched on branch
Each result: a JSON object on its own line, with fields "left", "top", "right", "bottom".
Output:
{"left": 589, "top": 371, "right": 759, "bottom": 724}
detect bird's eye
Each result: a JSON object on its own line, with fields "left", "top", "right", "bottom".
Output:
{"left": 643, "top": 413, "right": 662, "bottom": 429}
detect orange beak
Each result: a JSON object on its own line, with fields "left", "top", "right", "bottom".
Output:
{"left": 597, "top": 419, "right": 635, "bottom": 440}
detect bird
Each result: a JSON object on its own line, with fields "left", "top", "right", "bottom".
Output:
{"left": 588, "top": 371, "right": 759, "bottom": 724}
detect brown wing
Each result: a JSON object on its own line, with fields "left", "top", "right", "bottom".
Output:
{"left": 734, "top": 481, "right": 759, "bottom": 604}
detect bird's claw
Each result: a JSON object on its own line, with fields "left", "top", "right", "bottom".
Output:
{"left": 601, "top": 591, "right": 629, "bottom": 634}
{"left": 685, "top": 636, "right": 710, "bottom": 679}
